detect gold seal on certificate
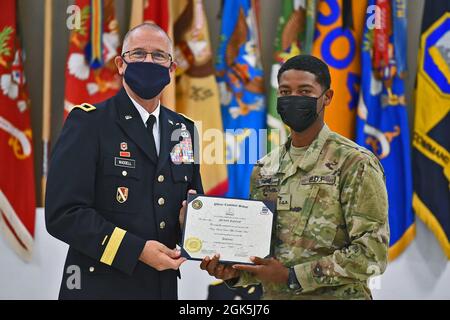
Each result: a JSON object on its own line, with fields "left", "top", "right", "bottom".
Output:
{"left": 181, "top": 194, "right": 276, "bottom": 264}
{"left": 185, "top": 237, "right": 202, "bottom": 253}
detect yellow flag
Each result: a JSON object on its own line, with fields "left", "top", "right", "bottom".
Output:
{"left": 173, "top": 0, "right": 228, "bottom": 195}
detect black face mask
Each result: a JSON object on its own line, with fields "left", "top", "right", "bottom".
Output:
{"left": 276, "top": 91, "right": 327, "bottom": 133}
{"left": 123, "top": 62, "right": 171, "bottom": 100}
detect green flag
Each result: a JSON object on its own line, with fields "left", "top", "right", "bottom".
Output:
{"left": 267, "top": 0, "right": 316, "bottom": 151}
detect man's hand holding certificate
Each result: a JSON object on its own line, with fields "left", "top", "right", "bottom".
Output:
{"left": 181, "top": 194, "right": 276, "bottom": 264}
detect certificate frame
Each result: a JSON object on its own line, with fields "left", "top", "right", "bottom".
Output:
{"left": 180, "top": 194, "right": 276, "bottom": 265}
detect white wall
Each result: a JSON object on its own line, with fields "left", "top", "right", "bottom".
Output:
{"left": 0, "top": 209, "right": 66, "bottom": 300}
{"left": 372, "top": 221, "right": 450, "bottom": 300}
{"left": 0, "top": 208, "right": 449, "bottom": 300}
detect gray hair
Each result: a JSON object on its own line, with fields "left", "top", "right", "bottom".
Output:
{"left": 122, "top": 22, "right": 173, "bottom": 54}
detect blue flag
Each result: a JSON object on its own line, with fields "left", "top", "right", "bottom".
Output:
{"left": 356, "top": 0, "right": 414, "bottom": 260}
{"left": 412, "top": 2, "right": 450, "bottom": 259}
{"left": 216, "top": 0, "right": 267, "bottom": 199}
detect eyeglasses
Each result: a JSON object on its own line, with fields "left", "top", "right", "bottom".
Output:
{"left": 121, "top": 49, "right": 173, "bottom": 65}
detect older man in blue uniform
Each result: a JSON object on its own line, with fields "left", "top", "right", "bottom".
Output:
{"left": 45, "top": 23, "right": 203, "bottom": 299}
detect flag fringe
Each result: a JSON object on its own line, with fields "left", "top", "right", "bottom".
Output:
{"left": 413, "top": 192, "right": 450, "bottom": 259}
{"left": 388, "top": 223, "right": 415, "bottom": 261}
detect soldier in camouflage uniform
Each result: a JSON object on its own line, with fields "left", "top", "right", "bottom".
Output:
{"left": 200, "top": 55, "right": 389, "bottom": 300}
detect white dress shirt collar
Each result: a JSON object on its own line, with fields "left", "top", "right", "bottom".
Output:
{"left": 128, "top": 95, "right": 161, "bottom": 128}
{"left": 127, "top": 94, "right": 161, "bottom": 155}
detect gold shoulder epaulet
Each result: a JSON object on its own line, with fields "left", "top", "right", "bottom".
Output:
{"left": 179, "top": 113, "right": 195, "bottom": 123}
{"left": 73, "top": 103, "right": 96, "bottom": 113}
{"left": 210, "top": 280, "right": 224, "bottom": 286}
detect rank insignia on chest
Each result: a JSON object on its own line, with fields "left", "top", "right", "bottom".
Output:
{"left": 120, "top": 142, "right": 128, "bottom": 151}
{"left": 116, "top": 187, "right": 128, "bottom": 203}
{"left": 277, "top": 194, "right": 291, "bottom": 210}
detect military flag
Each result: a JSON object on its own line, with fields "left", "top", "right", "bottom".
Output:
{"left": 356, "top": 0, "right": 414, "bottom": 260}
{"left": 216, "top": 0, "right": 266, "bottom": 199}
{"left": 413, "top": 1, "right": 450, "bottom": 259}
{"left": 129, "top": 0, "right": 176, "bottom": 110}
{"left": 0, "top": 0, "right": 36, "bottom": 261}
{"left": 173, "top": 0, "right": 228, "bottom": 195}
{"left": 130, "top": 0, "right": 170, "bottom": 31}
{"left": 312, "top": 0, "right": 367, "bottom": 139}
{"left": 267, "top": 0, "right": 317, "bottom": 151}
{"left": 64, "top": 0, "right": 121, "bottom": 118}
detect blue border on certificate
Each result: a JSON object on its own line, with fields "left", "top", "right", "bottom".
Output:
{"left": 181, "top": 194, "right": 277, "bottom": 265}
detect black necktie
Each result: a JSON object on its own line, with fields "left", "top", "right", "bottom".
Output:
{"left": 146, "top": 115, "right": 158, "bottom": 160}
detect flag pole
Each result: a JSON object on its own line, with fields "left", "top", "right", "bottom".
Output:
{"left": 41, "top": 0, "right": 53, "bottom": 206}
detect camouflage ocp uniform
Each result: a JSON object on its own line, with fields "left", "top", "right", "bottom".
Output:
{"left": 233, "top": 124, "right": 389, "bottom": 299}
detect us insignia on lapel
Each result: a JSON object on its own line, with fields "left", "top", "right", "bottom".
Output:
{"left": 116, "top": 187, "right": 128, "bottom": 203}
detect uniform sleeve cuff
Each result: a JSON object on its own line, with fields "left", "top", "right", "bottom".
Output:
{"left": 229, "top": 271, "right": 260, "bottom": 288}
{"left": 294, "top": 261, "right": 317, "bottom": 292}
{"left": 111, "top": 231, "right": 146, "bottom": 276}
{"left": 224, "top": 277, "right": 240, "bottom": 289}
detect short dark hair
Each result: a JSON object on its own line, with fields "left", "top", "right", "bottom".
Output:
{"left": 277, "top": 55, "right": 331, "bottom": 90}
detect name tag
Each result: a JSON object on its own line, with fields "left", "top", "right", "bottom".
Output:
{"left": 256, "top": 176, "right": 280, "bottom": 187}
{"left": 300, "top": 175, "right": 336, "bottom": 185}
{"left": 114, "top": 157, "right": 136, "bottom": 169}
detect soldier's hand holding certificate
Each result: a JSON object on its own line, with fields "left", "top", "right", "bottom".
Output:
{"left": 181, "top": 194, "right": 276, "bottom": 264}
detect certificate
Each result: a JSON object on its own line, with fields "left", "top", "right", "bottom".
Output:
{"left": 181, "top": 194, "right": 276, "bottom": 264}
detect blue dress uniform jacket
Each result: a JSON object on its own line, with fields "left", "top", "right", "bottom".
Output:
{"left": 45, "top": 88, "right": 203, "bottom": 300}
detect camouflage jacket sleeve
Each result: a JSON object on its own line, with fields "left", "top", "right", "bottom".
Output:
{"left": 294, "top": 155, "right": 390, "bottom": 293}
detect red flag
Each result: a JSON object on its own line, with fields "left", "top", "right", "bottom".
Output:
{"left": 0, "top": 0, "right": 36, "bottom": 261}
{"left": 373, "top": 0, "right": 392, "bottom": 80}
{"left": 129, "top": 0, "right": 175, "bottom": 109}
{"left": 143, "top": 0, "right": 170, "bottom": 31}
{"left": 64, "top": 0, "right": 121, "bottom": 118}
